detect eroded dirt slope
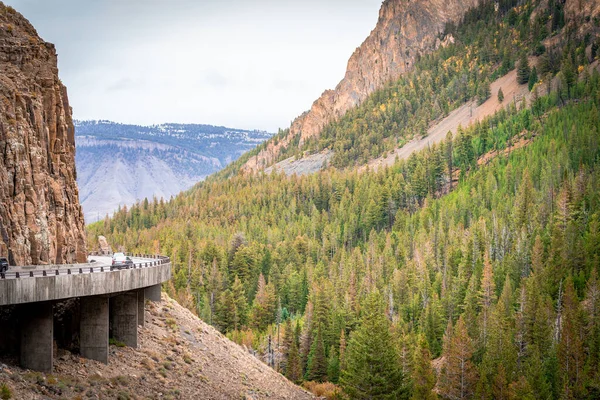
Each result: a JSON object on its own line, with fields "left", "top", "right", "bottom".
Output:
{"left": 0, "top": 294, "right": 314, "bottom": 400}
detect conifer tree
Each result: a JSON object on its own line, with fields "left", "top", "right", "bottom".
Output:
{"left": 249, "top": 273, "right": 276, "bottom": 331}
{"left": 498, "top": 87, "right": 505, "bottom": 102}
{"left": 584, "top": 269, "right": 600, "bottom": 394}
{"left": 508, "top": 376, "right": 535, "bottom": 400}
{"left": 339, "top": 329, "right": 347, "bottom": 371}
{"left": 412, "top": 335, "right": 437, "bottom": 400}
{"left": 340, "top": 292, "right": 407, "bottom": 399}
{"left": 306, "top": 327, "right": 328, "bottom": 382}
{"left": 439, "top": 315, "right": 478, "bottom": 400}
{"left": 492, "top": 364, "right": 509, "bottom": 400}
{"left": 230, "top": 275, "right": 247, "bottom": 330}
{"left": 558, "top": 279, "right": 586, "bottom": 399}
{"left": 523, "top": 344, "right": 552, "bottom": 400}
{"left": 327, "top": 345, "right": 340, "bottom": 383}
{"left": 517, "top": 53, "right": 531, "bottom": 85}
{"left": 528, "top": 67, "right": 538, "bottom": 91}
{"left": 286, "top": 337, "right": 303, "bottom": 383}
{"left": 479, "top": 253, "right": 496, "bottom": 346}
{"left": 282, "top": 318, "right": 294, "bottom": 374}
{"left": 513, "top": 168, "right": 534, "bottom": 232}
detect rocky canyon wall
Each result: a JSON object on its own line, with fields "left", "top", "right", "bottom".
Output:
{"left": 241, "top": 0, "right": 479, "bottom": 172}
{"left": 0, "top": 3, "right": 86, "bottom": 265}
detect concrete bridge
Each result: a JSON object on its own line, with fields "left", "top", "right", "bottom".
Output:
{"left": 0, "top": 254, "right": 171, "bottom": 372}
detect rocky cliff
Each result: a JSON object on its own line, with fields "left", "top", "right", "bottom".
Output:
{"left": 0, "top": 3, "right": 86, "bottom": 265}
{"left": 242, "top": 0, "right": 478, "bottom": 172}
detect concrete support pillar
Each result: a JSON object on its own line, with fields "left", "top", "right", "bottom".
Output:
{"left": 20, "top": 302, "right": 53, "bottom": 372}
{"left": 145, "top": 283, "right": 161, "bottom": 302}
{"left": 110, "top": 292, "right": 138, "bottom": 348}
{"left": 80, "top": 296, "right": 109, "bottom": 363}
{"left": 137, "top": 289, "right": 145, "bottom": 327}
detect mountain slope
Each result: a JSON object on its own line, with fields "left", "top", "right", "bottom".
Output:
{"left": 0, "top": 293, "right": 315, "bottom": 399}
{"left": 91, "top": 0, "right": 600, "bottom": 397}
{"left": 75, "top": 121, "right": 271, "bottom": 222}
{"left": 241, "top": 0, "right": 478, "bottom": 172}
{"left": 0, "top": 2, "right": 86, "bottom": 265}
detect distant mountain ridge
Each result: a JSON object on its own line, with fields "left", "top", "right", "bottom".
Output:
{"left": 75, "top": 120, "right": 271, "bottom": 222}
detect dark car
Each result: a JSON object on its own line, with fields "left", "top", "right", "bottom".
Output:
{"left": 111, "top": 252, "right": 134, "bottom": 270}
{"left": 0, "top": 257, "right": 8, "bottom": 273}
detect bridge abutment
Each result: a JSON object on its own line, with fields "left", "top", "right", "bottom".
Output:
{"left": 110, "top": 292, "right": 138, "bottom": 348}
{"left": 80, "top": 296, "right": 109, "bottom": 363}
{"left": 20, "top": 302, "right": 53, "bottom": 372}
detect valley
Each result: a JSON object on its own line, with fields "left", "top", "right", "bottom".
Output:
{"left": 2, "top": 0, "right": 600, "bottom": 399}
{"left": 75, "top": 121, "right": 271, "bottom": 222}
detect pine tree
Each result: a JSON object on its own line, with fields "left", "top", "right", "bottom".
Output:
{"left": 508, "top": 376, "right": 535, "bottom": 400}
{"left": 498, "top": 87, "right": 505, "bottom": 102}
{"left": 445, "top": 131, "right": 454, "bottom": 190}
{"left": 528, "top": 67, "right": 538, "bottom": 91}
{"left": 479, "top": 252, "right": 496, "bottom": 346}
{"left": 282, "top": 318, "right": 294, "bottom": 374}
{"left": 340, "top": 292, "right": 407, "bottom": 399}
{"left": 339, "top": 329, "right": 347, "bottom": 371}
{"left": 561, "top": 55, "right": 577, "bottom": 98}
{"left": 482, "top": 275, "right": 517, "bottom": 385}
{"left": 438, "top": 315, "right": 478, "bottom": 400}
{"left": 412, "top": 335, "right": 438, "bottom": 400}
{"left": 558, "top": 278, "right": 586, "bottom": 399}
{"left": 492, "top": 364, "right": 509, "bottom": 400}
{"left": 249, "top": 273, "right": 276, "bottom": 331}
{"left": 523, "top": 344, "right": 552, "bottom": 400}
{"left": 286, "top": 337, "right": 303, "bottom": 383}
{"left": 513, "top": 168, "right": 534, "bottom": 232}
{"left": 584, "top": 269, "right": 600, "bottom": 395}
{"left": 306, "top": 326, "right": 328, "bottom": 382}
{"left": 327, "top": 345, "right": 340, "bottom": 383}
{"left": 230, "top": 275, "right": 247, "bottom": 330}
{"left": 517, "top": 53, "right": 531, "bottom": 85}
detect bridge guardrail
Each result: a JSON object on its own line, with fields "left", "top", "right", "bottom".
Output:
{"left": 0, "top": 254, "right": 170, "bottom": 280}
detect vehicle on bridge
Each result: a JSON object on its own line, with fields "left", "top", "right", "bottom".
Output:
{"left": 0, "top": 257, "right": 8, "bottom": 273}
{"left": 111, "top": 252, "right": 133, "bottom": 270}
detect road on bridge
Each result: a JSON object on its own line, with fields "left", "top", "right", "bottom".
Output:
{"left": 0, "top": 255, "right": 163, "bottom": 280}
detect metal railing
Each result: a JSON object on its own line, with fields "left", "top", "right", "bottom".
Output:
{"left": 0, "top": 254, "right": 170, "bottom": 280}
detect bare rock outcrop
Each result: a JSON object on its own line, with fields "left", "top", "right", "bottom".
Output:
{"left": 0, "top": 3, "right": 86, "bottom": 265}
{"left": 242, "top": 0, "right": 478, "bottom": 172}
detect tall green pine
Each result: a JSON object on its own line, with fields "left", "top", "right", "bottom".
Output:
{"left": 340, "top": 292, "right": 408, "bottom": 399}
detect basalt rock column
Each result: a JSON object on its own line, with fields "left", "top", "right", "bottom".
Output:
{"left": 0, "top": 3, "right": 87, "bottom": 266}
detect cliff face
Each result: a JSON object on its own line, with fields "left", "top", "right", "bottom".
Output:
{"left": 242, "top": 0, "right": 478, "bottom": 172}
{"left": 0, "top": 3, "right": 86, "bottom": 265}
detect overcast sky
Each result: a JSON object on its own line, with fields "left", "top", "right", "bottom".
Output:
{"left": 5, "top": 0, "right": 382, "bottom": 132}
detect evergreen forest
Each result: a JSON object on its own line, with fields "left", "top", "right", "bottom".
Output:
{"left": 89, "top": 0, "right": 600, "bottom": 398}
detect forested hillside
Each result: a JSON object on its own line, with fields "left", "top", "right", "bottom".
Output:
{"left": 89, "top": 0, "right": 600, "bottom": 398}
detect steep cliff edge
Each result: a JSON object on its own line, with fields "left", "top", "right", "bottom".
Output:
{"left": 242, "top": 0, "right": 478, "bottom": 172}
{"left": 0, "top": 3, "right": 86, "bottom": 265}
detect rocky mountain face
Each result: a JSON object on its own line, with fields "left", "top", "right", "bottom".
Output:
{"left": 0, "top": 3, "right": 86, "bottom": 265}
{"left": 75, "top": 121, "right": 271, "bottom": 222}
{"left": 241, "top": 0, "right": 478, "bottom": 172}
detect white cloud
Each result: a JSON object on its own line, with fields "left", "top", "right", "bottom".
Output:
{"left": 5, "top": 0, "right": 382, "bottom": 132}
